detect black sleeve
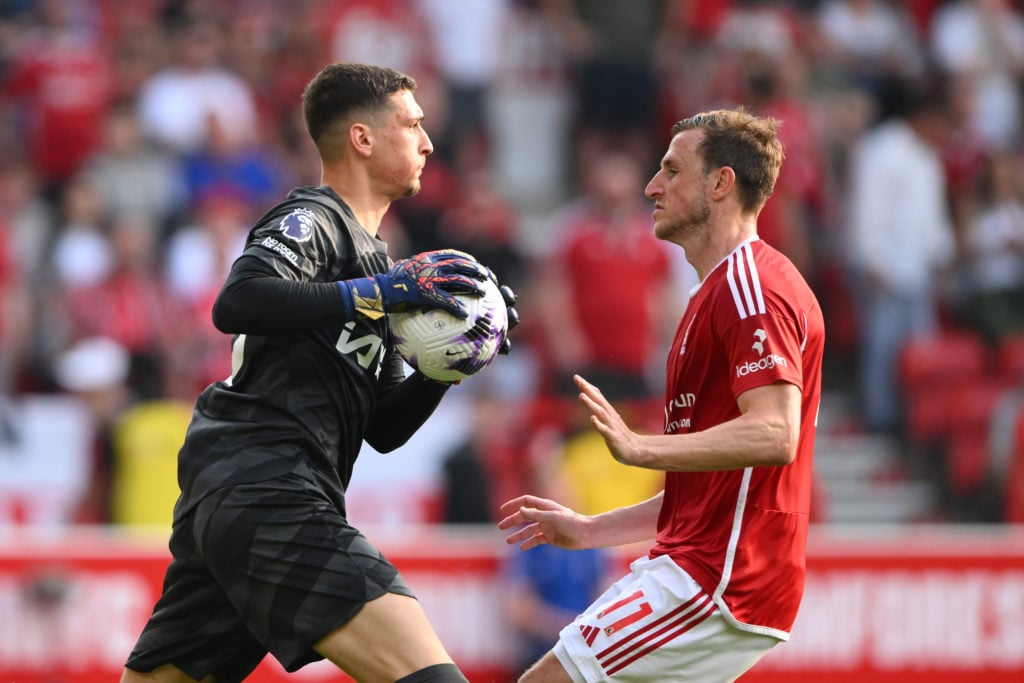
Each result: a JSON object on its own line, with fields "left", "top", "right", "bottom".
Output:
{"left": 363, "top": 372, "right": 451, "bottom": 452}
{"left": 212, "top": 254, "right": 347, "bottom": 334}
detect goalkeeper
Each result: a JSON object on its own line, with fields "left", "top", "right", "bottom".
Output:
{"left": 122, "top": 62, "right": 515, "bottom": 683}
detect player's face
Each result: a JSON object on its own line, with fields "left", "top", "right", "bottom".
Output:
{"left": 374, "top": 89, "right": 433, "bottom": 200}
{"left": 645, "top": 130, "right": 712, "bottom": 245}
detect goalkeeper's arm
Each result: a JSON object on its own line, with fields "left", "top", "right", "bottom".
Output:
{"left": 212, "top": 250, "right": 488, "bottom": 335}
{"left": 212, "top": 255, "right": 347, "bottom": 334}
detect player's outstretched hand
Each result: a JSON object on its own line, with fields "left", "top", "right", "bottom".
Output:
{"left": 498, "top": 495, "right": 591, "bottom": 551}
{"left": 575, "top": 374, "right": 640, "bottom": 466}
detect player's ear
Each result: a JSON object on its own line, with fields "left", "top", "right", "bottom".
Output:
{"left": 349, "top": 122, "right": 373, "bottom": 159}
{"left": 709, "top": 166, "right": 735, "bottom": 201}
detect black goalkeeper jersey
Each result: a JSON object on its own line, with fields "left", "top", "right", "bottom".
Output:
{"left": 174, "top": 186, "right": 409, "bottom": 518}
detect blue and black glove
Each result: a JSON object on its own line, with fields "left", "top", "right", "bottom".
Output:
{"left": 338, "top": 249, "right": 489, "bottom": 321}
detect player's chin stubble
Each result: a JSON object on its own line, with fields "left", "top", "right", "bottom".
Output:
{"left": 655, "top": 199, "right": 711, "bottom": 244}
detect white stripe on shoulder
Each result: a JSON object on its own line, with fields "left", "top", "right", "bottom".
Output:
{"left": 734, "top": 250, "right": 758, "bottom": 316}
{"left": 742, "top": 242, "right": 766, "bottom": 314}
{"left": 726, "top": 253, "right": 749, "bottom": 319}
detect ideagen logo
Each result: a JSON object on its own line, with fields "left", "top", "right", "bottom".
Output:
{"left": 739, "top": 328, "right": 789, "bottom": 376}
{"left": 736, "top": 354, "right": 788, "bottom": 377}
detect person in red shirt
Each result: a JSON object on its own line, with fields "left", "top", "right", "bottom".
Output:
{"left": 500, "top": 109, "right": 825, "bottom": 682}
{"left": 1, "top": 0, "right": 113, "bottom": 193}
{"left": 540, "top": 151, "right": 674, "bottom": 402}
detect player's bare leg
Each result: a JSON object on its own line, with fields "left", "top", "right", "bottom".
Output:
{"left": 315, "top": 591, "right": 462, "bottom": 683}
{"left": 518, "top": 651, "right": 574, "bottom": 683}
{"left": 120, "top": 664, "right": 213, "bottom": 683}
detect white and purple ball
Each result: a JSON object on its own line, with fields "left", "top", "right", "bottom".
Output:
{"left": 388, "top": 277, "right": 508, "bottom": 383}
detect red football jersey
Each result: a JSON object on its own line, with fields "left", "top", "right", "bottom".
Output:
{"left": 651, "top": 237, "right": 824, "bottom": 639}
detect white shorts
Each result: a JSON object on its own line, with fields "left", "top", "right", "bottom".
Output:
{"left": 553, "top": 555, "right": 778, "bottom": 683}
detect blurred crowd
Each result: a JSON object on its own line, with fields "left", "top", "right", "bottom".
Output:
{"left": 1, "top": 0, "right": 1024, "bottom": 535}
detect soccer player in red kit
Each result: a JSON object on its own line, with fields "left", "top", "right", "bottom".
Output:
{"left": 500, "top": 109, "right": 824, "bottom": 682}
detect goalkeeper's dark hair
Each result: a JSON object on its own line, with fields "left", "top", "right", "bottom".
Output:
{"left": 302, "top": 62, "right": 417, "bottom": 161}
{"left": 672, "top": 109, "right": 784, "bottom": 215}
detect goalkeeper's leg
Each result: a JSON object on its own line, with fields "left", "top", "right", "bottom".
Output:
{"left": 315, "top": 592, "right": 468, "bottom": 682}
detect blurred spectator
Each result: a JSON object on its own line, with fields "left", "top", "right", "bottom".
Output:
{"left": 438, "top": 390, "right": 510, "bottom": 524}
{"left": 53, "top": 336, "right": 130, "bottom": 523}
{"left": 0, "top": 0, "right": 114, "bottom": 197}
{"left": 844, "top": 78, "right": 957, "bottom": 434}
{"left": 416, "top": 0, "right": 509, "bottom": 165}
{"left": 164, "top": 190, "right": 248, "bottom": 306}
{"left": 60, "top": 212, "right": 173, "bottom": 399}
{"left": 180, "top": 113, "right": 284, "bottom": 210}
{"left": 542, "top": 0, "right": 663, "bottom": 170}
{"left": 930, "top": 0, "right": 1024, "bottom": 152}
{"left": 955, "top": 152, "right": 1024, "bottom": 343}
{"left": 81, "top": 104, "right": 186, "bottom": 233}
{"left": 0, "top": 211, "right": 30, "bottom": 395}
{"left": 50, "top": 174, "right": 111, "bottom": 290}
{"left": 0, "top": 162, "right": 54, "bottom": 282}
{"left": 743, "top": 58, "right": 825, "bottom": 276}
{"left": 538, "top": 150, "right": 676, "bottom": 401}
{"left": 321, "top": 0, "right": 432, "bottom": 78}
{"left": 163, "top": 190, "right": 248, "bottom": 397}
{"left": 437, "top": 168, "right": 529, "bottom": 294}
{"left": 0, "top": 164, "right": 45, "bottom": 391}
{"left": 709, "top": 0, "right": 799, "bottom": 108}
{"left": 816, "top": 0, "right": 926, "bottom": 96}
{"left": 488, "top": 0, "right": 574, "bottom": 211}
{"left": 714, "top": 0, "right": 796, "bottom": 59}
{"left": 136, "top": 17, "right": 258, "bottom": 155}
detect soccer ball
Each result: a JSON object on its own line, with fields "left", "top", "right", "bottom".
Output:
{"left": 389, "top": 277, "right": 509, "bottom": 383}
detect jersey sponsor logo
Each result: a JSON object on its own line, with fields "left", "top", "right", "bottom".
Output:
{"left": 260, "top": 235, "right": 299, "bottom": 266}
{"left": 665, "top": 392, "right": 695, "bottom": 414}
{"left": 336, "top": 321, "right": 384, "bottom": 375}
{"left": 664, "top": 392, "right": 695, "bottom": 432}
{"left": 726, "top": 242, "right": 766, "bottom": 320}
{"left": 736, "top": 354, "right": 789, "bottom": 377}
{"left": 279, "top": 207, "right": 315, "bottom": 242}
{"left": 666, "top": 417, "right": 691, "bottom": 433}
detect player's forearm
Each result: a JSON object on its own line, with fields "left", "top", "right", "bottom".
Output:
{"left": 212, "top": 256, "right": 347, "bottom": 334}
{"left": 585, "top": 492, "right": 662, "bottom": 548}
{"left": 632, "top": 409, "right": 797, "bottom": 472}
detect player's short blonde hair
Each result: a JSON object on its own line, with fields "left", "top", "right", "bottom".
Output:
{"left": 672, "top": 110, "right": 784, "bottom": 214}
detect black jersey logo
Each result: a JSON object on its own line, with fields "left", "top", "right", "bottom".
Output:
{"left": 279, "top": 208, "right": 315, "bottom": 242}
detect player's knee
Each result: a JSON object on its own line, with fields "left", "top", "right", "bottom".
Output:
{"left": 395, "top": 663, "right": 469, "bottom": 683}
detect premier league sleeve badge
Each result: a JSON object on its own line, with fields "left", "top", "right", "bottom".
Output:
{"left": 279, "top": 207, "right": 316, "bottom": 242}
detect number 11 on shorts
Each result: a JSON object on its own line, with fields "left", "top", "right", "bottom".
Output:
{"left": 580, "top": 590, "right": 653, "bottom": 646}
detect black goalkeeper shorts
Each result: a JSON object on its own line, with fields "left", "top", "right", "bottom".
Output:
{"left": 124, "top": 473, "right": 413, "bottom": 682}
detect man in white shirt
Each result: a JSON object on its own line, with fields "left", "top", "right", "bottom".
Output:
{"left": 845, "top": 80, "right": 956, "bottom": 434}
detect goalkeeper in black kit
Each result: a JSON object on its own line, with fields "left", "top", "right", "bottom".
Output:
{"left": 122, "top": 62, "right": 517, "bottom": 683}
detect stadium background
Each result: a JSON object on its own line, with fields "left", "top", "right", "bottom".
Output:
{"left": 1, "top": 0, "right": 1023, "bottom": 680}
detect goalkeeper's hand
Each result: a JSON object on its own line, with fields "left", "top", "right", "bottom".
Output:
{"left": 486, "top": 269, "right": 519, "bottom": 355}
{"left": 339, "top": 249, "right": 489, "bottom": 321}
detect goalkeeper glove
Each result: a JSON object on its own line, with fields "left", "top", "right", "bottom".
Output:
{"left": 486, "top": 269, "right": 519, "bottom": 355}
{"left": 338, "top": 249, "right": 488, "bottom": 321}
